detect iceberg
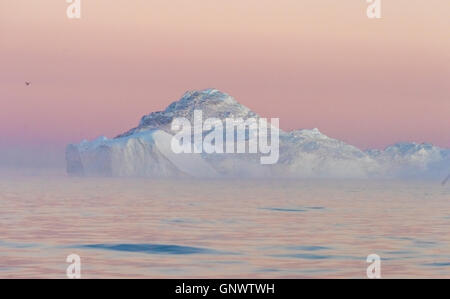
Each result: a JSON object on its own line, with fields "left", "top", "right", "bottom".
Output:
{"left": 66, "top": 89, "right": 449, "bottom": 179}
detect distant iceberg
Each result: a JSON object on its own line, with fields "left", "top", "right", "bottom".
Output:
{"left": 66, "top": 89, "right": 449, "bottom": 178}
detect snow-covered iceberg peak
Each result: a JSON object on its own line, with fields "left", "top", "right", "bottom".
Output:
{"left": 289, "top": 128, "right": 328, "bottom": 140}
{"left": 149, "top": 89, "right": 252, "bottom": 123}
{"left": 117, "top": 88, "right": 258, "bottom": 138}
{"left": 172, "top": 88, "right": 238, "bottom": 110}
{"left": 366, "top": 142, "right": 450, "bottom": 178}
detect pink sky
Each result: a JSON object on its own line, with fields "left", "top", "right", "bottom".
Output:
{"left": 1, "top": 0, "right": 449, "bottom": 152}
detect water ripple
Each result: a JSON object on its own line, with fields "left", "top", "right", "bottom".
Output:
{"left": 80, "top": 243, "right": 215, "bottom": 255}
{"left": 261, "top": 208, "right": 306, "bottom": 212}
{"left": 423, "top": 262, "right": 450, "bottom": 267}
{"left": 288, "top": 245, "right": 331, "bottom": 251}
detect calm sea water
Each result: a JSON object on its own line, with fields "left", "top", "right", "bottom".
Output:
{"left": 0, "top": 175, "right": 449, "bottom": 278}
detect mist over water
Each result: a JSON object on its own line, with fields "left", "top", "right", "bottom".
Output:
{"left": 0, "top": 145, "right": 66, "bottom": 176}
{"left": 0, "top": 176, "right": 449, "bottom": 278}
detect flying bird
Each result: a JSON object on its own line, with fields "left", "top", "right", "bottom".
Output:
{"left": 442, "top": 174, "right": 450, "bottom": 186}
{"left": 25, "top": 81, "right": 31, "bottom": 86}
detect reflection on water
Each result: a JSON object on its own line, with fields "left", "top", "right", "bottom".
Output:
{"left": 0, "top": 176, "right": 449, "bottom": 278}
